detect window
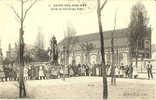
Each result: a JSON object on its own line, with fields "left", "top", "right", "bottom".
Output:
{"left": 144, "top": 40, "right": 150, "bottom": 49}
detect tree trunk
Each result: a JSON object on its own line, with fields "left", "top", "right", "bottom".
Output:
{"left": 19, "top": 28, "right": 26, "bottom": 98}
{"left": 19, "top": 1, "right": 26, "bottom": 97}
{"left": 97, "top": 10, "right": 108, "bottom": 99}
{"left": 128, "top": 36, "right": 132, "bottom": 66}
{"left": 136, "top": 40, "right": 138, "bottom": 68}
{"left": 87, "top": 52, "right": 90, "bottom": 64}
{"left": 72, "top": 51, "right": 75, "bottom": 63}
{"left": 66, "top": 53, "right": 69, "bottom": 65}
{"left": 128, "top": 48, "right": 132, "bottom": 65}
{"left": 111, "top": 38, "right": 116, "bottom": 85}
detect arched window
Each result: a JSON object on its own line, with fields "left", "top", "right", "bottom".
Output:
{"left": 144, "top": 40, "right": 150, "bottom": 49}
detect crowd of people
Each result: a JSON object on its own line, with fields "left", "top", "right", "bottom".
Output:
{"left": 0, "top": 61, "right": 154, "bottom": 82}
{"left": 106, "top": 63, "right": 137, "bottom": 78}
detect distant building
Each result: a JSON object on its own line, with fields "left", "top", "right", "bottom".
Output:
{"left": 6, "top": 43, "right": 18, "bottom": 62}
{"left": 152, "top": 44, "right": 156, "bottom": 59}
{"left": 6, "top": 43, "right": 35, "bottom": 63}
{"left": 58, "top": 28, "right": 151, "bottom": 68}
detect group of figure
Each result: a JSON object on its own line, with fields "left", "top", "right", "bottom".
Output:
{"left": 0, "top": 64, "right": 18, "bottom": 82}
{"left": 0, "top": 63, "right": 49, "bottom": 82}
{"left": 106, "top": 61, "right": 154, "bottom": 79}
{"left": 21, "top": 63, "right": 102, "bottom": 80}
{"left": 63, "top": 64, "right": 101, "bottom": 77}
{"left": 0, "top": 61, "right": 154, "bottom": 82}
{"left": 106, "top": 63, "right": 138, "bottom": 79}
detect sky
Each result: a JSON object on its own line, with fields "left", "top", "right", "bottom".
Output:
{"left": 0, "top": 0, "right": 156, "bottom": 57}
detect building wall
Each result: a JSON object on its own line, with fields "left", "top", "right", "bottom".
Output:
{"left": 59, "top": 47, "right": 130, "bottom": 66}
{"left": 58, "top": 28, "right": 151, "bottom": 67}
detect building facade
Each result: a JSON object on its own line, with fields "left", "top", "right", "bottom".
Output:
{"left": 6, "top": 43, "right": 36, "bottom": 63}
{"left": 152, "top": 44, "right": 156, "bottom": 59}
{"left": 58, "top": 28, "right": 151, "bottom": 68}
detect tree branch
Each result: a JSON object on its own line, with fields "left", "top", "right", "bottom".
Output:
{"left": 97, "top": 0, "right": 100, "bottom": 14}
{"left": 113, "top": 9, "right": 118, "bottom": 32}
{"left": 100, "top": 0, "right": 108, "bottom": 10}
{"left": 10, "top": 6, "right": 21, "bottom": 22}
{"left": 15, "top": 17, "right": 21, "bottom": 24}
{"left": 23, "top": 0, "right": 30, "bottom": 3}
{"left": 23, "top": 0, "right": 38, "bottom": 21}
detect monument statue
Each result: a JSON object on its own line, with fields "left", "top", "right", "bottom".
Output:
{"left": 49, "top": 35, "right": 58, "bottom": 65}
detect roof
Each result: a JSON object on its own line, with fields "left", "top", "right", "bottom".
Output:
{"left": 58, "top": 28, "right": 130, "bottom": 48}
{"left": 76, "top": 28, "right": 129, "bottom": 41}
{"left": 58, "top": 27, "right": 151, "bottom": 50}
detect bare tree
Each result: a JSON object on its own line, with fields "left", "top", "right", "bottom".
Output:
{"left": 8, "top": 0, "right": 38, "bottom": 98}
{"left": 80, "top": 42, "right": 94, "bottom": 64}
{"left": 97, "top": 0, "right": 108, "bottom": 99}
{"left": 129, "top": 3, "right": 149, "bottom": 68}
{"left": 111, "top": 9, "right": 118, "bottom": 86}
{"left": 63, "top": 22, "right": 78, "bottom": 65}
{"left": 60, "top": 22, "right": 79, "bottom": 80}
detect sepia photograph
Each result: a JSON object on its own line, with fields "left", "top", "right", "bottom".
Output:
{"left": 0, "top": 0, "right": 156, "bottom": 99}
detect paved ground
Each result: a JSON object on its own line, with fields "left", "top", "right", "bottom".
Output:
{"left": 0, "top": 76, "right": 155, "bottom": 100}
{"left": 138, "top": 73, "right": 156, "bottom": 80}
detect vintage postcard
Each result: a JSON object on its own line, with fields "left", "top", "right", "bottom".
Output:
{"left": 0, "top": 0, "right": 156, "bottom": 100}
